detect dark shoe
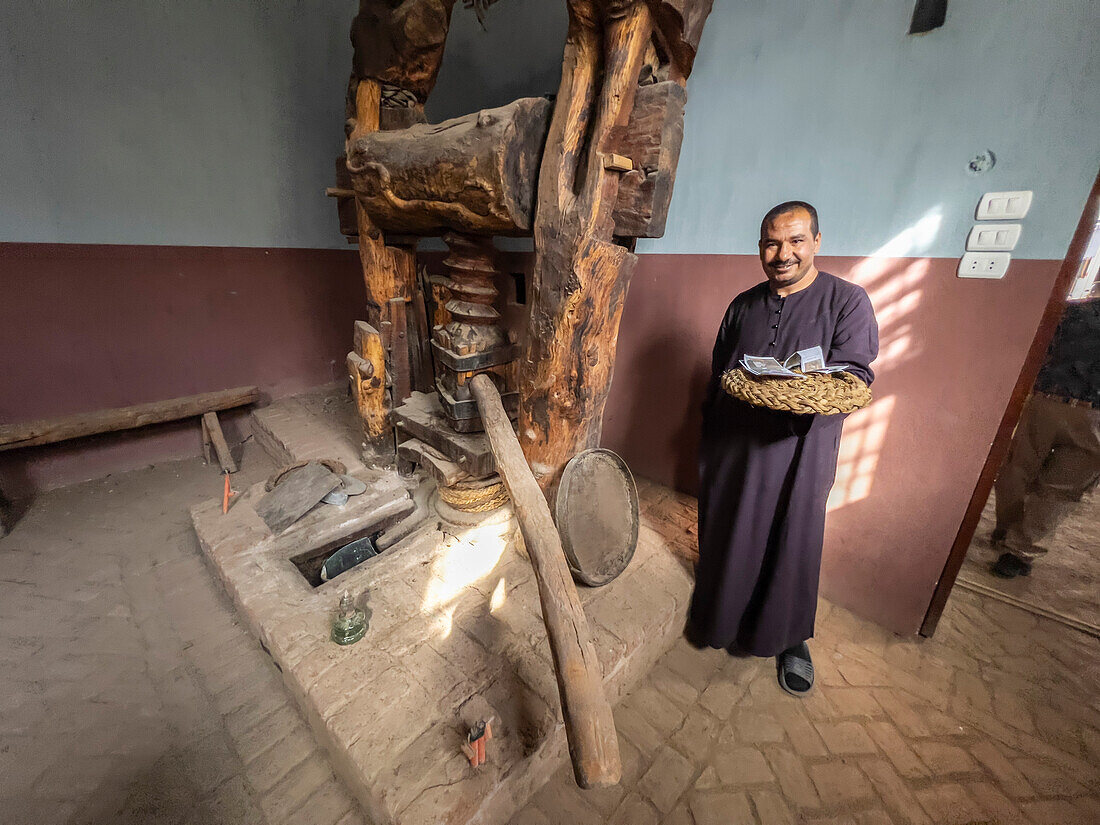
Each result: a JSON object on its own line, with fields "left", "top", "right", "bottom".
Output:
{"left": 991, "top": 552, "right": 1032, "bottom": 578}
{"left": 776, "top": 642, "right": 814, "bottom": 696}
{"left": 990, "top": 526, "right": 1007, "bottom": 546}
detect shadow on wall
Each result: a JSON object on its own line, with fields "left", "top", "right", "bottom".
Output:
{"left": 613, "top": 334, "right": 710, "bottom": 496}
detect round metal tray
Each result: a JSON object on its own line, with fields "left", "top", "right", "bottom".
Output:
{"left": 555, "top": 448, "right": 639, "bottom": 587}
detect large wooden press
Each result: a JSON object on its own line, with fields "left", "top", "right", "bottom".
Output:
{"left": 331, "top": 0, "right": 713, "bottom": 789}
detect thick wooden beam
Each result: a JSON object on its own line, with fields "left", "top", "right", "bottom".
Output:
{"left": 349, "top": 0, "right": 458, "bottom": 104}
{"left": 469, "top": 374, "right": 620, "bottom": 789}
{"left": 348, "top": 82, "right": 683, "bottom": 239}
{"left": 612, "top": 80, "right": 687, "bottom": 238}
{"left": 347, "top": 98, "right": 553, "bottom": 236}
{"left": 519, "top": 1, "right": 656, "bottom": 494}
{"left": 517, "top": 0, "right": 713, "bottom": 495}
{"left": 0, "top": 387, "right": 259, "bottom": 452}
{"left": 646, "top": 0, "right": 713, "bottom": 80}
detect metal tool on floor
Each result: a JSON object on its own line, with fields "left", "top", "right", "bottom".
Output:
{"left": 462, "top": 717, "right": 493, "bottom": 768}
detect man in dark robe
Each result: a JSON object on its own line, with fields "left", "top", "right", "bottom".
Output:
{"left": 688, "top": 201, "right": 879, "bottom": 695}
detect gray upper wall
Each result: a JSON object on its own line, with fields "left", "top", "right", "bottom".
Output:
{"left": 2, "top": 1, "right": 1097, "bottom": 259}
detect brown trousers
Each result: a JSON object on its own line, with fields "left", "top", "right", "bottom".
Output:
{"left": 994, "top": 394, "right": 1100, "bottom": 560}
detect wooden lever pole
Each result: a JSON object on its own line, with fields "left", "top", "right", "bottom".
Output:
{"left": 469, "top": 373, "right": 621, "bottom": 788}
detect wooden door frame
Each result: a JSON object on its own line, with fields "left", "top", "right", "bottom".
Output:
{"left": 920, "top": 168, "right": 1100, "bottom": 637}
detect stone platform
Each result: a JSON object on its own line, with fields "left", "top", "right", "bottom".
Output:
{"left": 189, "top": 393, "right": 693, "bottom": 825}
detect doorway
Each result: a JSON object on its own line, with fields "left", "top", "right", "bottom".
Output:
{"left": 921, "top": 169, "right": 1100, "bottom": 637}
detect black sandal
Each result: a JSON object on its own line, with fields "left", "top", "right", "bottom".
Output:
{"left": 777, "top": 642, "right": 814, "bottom": 696}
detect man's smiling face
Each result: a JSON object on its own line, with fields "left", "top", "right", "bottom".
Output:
{"left": 759, "top": 208, "right": 821, "bottom": 291}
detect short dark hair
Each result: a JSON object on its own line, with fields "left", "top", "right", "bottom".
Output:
{"left": 760, "top": 201, "right": 819, "bottom": 238}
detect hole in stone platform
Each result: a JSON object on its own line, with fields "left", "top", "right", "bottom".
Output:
{"left": 289, "top": 525, "right": 385, "bottom": 587}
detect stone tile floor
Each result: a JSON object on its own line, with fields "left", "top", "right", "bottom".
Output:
{"left": 960, "top": 487, "right": 1100, "bottom": 632}
{"left": 1, "top": 450, "right": 1098, "bottom": 824}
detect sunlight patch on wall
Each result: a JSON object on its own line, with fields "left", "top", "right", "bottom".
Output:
{"left": 828, "top": 394, "right": 896, "bottom": 511}
{"left": 847, "top": 208, "right": 941, "bottom": 373}
{"left": 869, "top": 207, "right": 943, "bottom": 260}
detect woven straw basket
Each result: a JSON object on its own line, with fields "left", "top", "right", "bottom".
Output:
{"left": 721, "top": 368, "right": 872, "bottom": 416}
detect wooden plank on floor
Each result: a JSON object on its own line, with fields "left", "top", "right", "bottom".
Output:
{"left": 202, "top": 411, "right": 237, "bottom": 474}
{"left": 254, "top": 463, "right": 341, "bottom": 534}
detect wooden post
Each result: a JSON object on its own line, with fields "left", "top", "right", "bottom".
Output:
{"left": 518, "top": 1, "right": 655, "bottom": 494}
{"left": 349, "top": 321, "right": 389, "bottom": 443}
{"left": 518, "top": 0, "right": 713, "bottom": 495}
{"left": 389, "top": 297, "right": 412, "bottom": 405}
{"left": 469, "top": 373, "right": 621, "bottom": 789}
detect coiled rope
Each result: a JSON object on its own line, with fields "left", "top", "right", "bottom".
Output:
{"left": 438, "top": 479, "right": 510, "bottom": 512}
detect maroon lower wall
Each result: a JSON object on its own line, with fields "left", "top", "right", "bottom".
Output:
{"left": 601, "top": 254, "right": 1059, "bottom": 635}
{"left": 0, "top": 243, "right": 366, "bottom": 498}
{"left": 1, "top": 242, "right": 1060, "bottom": 636}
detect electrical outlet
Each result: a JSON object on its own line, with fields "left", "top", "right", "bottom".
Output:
{"left": 958, "top": 252, "right": 1010, "bottom": 279}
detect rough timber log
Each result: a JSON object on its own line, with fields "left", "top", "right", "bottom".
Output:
{"left": 612, "top": 80, "right": 687, "bottom": 238}
{"left": 347, "top": 80, "right": 396, "bottom": 450}
{"left": 348, "top": 83, "right": 684, "bottom": 239}
{"left": 469, "top": 373, "right": 620, "bottom": 788}
{"left": 346, "top": 98, "right": 553, "bottom": 237}
{"left": 0, "top": 387, "right": 259, "bottom": 452}
{"left": 519, "top": 0, "right": 655, "bottom": 494}
{"left": 646, "top": 0, "right": 713, "bottom": 78}
{"left": 342, "top": 0, "right": 470, "bottom": 448}
{"left": 518, "top": 0, "right": 712, "bottom": 495}
{"left": 349, "top": 0, "right": 457, "bottom": 104}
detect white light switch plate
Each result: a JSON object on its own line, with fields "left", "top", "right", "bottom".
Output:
{"left": 966, "top": 223, "right": 1022, "bottom": 251}
{"left": 958, "top": 252, "right": 1011, "bottom": 279}
{"left": 976, "top": 191, "right": 1033, "bottom": 220}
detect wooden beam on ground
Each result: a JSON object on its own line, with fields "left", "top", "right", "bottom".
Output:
{"left": 0, "top": 386, "right": 260, "bottom": 452}
{"left": 469, "top": 373, "right": 620, "bottom": 789}
{"left": 201, "top": 411, "right": 238, "bottom": 474}
{"left": 396, "top": 438, "right": 469, "bottom": 486}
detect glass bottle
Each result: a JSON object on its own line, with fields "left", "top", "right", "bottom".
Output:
{"left": 331, "top": 590, "right": 366, "bottom": 645}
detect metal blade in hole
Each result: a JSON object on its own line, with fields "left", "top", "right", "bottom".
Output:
{"left": 320, "top": 535, "right": 381, "bottom": 582}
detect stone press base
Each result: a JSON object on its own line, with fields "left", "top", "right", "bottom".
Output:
{"left": 191, "top": 470, "right": 692, "bottom": 825}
